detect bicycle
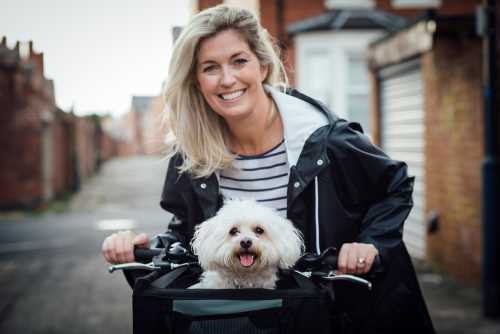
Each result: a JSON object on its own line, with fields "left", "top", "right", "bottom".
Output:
{"left": 109, "top": 233, "right": 381, "bottom": 334}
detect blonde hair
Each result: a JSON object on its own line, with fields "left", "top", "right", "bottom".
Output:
{"left": 163, "top": 4, "right": 288, "bottom": 178}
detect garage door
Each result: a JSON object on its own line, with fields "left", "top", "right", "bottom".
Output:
{"left": 379, "top": 58, "right": 426, "bottom": 259}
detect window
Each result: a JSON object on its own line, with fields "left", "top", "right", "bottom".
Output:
{"left": 392, "top": 0, "right": 441, "bottom": 8}
{"left": 304, "top": 50, "right": 333, "bottom": 109}
{"left": 346, "top": 54, "right": 370, "bottom": 134}
{"left": 325, "top": 0, "right": 375, "bottom": 9}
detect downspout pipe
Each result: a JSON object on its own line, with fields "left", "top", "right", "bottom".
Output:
{"left": 480, "top": 0, "right": 500, "bottom": 318}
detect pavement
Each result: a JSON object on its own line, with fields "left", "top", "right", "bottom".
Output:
{"left": 1, "top": 155, "right": 499, "bottom": 333}
{"left": 416, "top": 260, "right": 500, "bottom": 333}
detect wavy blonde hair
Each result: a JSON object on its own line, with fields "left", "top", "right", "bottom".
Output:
{"left": 163, "top": 4, "right": 288, "bottom": 178}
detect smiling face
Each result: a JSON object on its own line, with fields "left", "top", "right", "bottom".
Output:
{"left": 195, "top": 29, "right": 269, "bottom": 123}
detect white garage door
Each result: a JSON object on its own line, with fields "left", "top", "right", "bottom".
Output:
{"left": 379, "top": 59, "right": 426, "bottom": 259}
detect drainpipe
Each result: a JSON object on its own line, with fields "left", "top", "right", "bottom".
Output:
{"left": 479, "top": 0, "right": 500, "bottom": 318}
{"left": 276, "top": 0, "right": 285, "bottom": 48}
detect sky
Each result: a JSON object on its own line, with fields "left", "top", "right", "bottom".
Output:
{"left": 1, "top": 0, "right": 191, "bottom": 116}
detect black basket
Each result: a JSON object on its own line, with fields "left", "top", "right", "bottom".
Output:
{"left": 132, "top": 266, "right": 334, "bottom": 334}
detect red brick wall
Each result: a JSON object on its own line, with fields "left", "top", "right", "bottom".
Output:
{"left": 143, "top": 97, "right": 167, "bottom": 156}
{"left": 260, "top": 0, "right": 325, "bottom": 85}
{"left": 369, "top": 70, "right": 381, "bottom": 146}
{"left": 0, "top": 44, "right": 50, "bottom": 208}
{"left": 52, "top": 111, "right": 78, "bottom": 196}
{"left": 75, "top": 117, "right": 99, "bottom": 181}
{"left": 198, "top": 0, "right": 222, "bottom": 11}
{"left": 423, "top": 35, "right": 483, "bottom": 285}
{"left": 100, "top": 132, "right": 118, "bottom": 161}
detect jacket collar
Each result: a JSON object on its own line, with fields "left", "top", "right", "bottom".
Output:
{"left": 264, "top": 85, "right": 330, "bottom": 167}
{"left": 192, "top": 86, "right": 335, "bottom": 220}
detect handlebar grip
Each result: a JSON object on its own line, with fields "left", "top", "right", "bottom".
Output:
{"left": 134, "top": 248, "right": 162, "bottom": 263}
{"left": 322, "top": 254, "right": 338, "bottom": 267}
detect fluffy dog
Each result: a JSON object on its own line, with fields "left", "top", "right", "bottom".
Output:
{"left": 190, "top": 199, "right": 304, "bottom": 289}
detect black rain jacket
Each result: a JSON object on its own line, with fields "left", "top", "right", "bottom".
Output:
{"left": 159, "top": 87, "right": 436, "bottom": 333}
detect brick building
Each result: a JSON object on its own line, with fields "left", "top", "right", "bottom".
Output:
{"left": 104, "top": 95, "right": 167, "bottom": 157}
{"left": 0, "top": 38, "right": 59, "bottom": 209}
{"left": 368, "top": 13, "right": 483, "bottom": 285}
{"left": 0, "top": 38, "right": 119, "bottom": 210}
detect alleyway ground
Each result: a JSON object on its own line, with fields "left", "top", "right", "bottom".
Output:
{"left": 0, "top": 156, "right": 499, "bottom": 333}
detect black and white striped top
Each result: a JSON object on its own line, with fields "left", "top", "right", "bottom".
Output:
{"left": 219, "top": 140, "right": 289, "bottom": 216}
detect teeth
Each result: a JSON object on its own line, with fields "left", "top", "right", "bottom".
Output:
{"left": 221, "top": 90, "right": 244, "bottom": 100}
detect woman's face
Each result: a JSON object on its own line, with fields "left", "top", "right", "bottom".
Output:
{"left": 196, "top": 29, "right": 268, "bottom": 123}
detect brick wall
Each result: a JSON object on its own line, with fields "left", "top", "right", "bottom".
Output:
{"left": 75, "top": 116, "right": 100, "bottom": 181}
{"left": 368, "top": 15, "right": 483, "bottom": 285}
{"left": 0, "top": 40, "right": 54, "bottom": 209}
{"left": 198, "top": 0, "right": 222, "bottom": 11}
{"left": 423, "top": 35, "right": 483, "bottom": 285}
{"left": 142, "top": 96, "right": 167, "bottom": 156}
{"left": 259, "top": 0, "right": 325, "bottom": 85}
{"left": 52, "top": 110, "right": 78, "bottom": 196}
{"left": 0, "top": 37, "right": 121, "bottom": 210}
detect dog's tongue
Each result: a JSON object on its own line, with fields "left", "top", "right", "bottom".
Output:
{"left": 239, "top": 254, "right": 254, "bottom": 267}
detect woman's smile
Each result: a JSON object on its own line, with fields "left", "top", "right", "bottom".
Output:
{"left": 219, "top": 89, "right": 246, "bottom": 101}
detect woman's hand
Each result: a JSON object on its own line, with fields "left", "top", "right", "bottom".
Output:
{"left": 102, "top": 231, "right": 149, "bottom": 264}
{"left": 337, "top": 242, "right": 379, "bottom": 275}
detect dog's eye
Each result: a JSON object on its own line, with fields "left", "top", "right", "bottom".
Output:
{"left": 229, "top": 227, "right": 239, "bottom": 236}
{"left": 254, "top": 227, "right": 264, "bottom": 235}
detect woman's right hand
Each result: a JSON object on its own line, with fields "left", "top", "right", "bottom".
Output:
{"left": 102, "top": 231, "right": 150, "bottom": 264}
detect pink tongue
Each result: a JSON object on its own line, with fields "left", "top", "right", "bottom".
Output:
{"left": 240, "top": 254, "right": 254, "bottom": 267}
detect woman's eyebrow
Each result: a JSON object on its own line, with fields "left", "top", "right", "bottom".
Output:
{"left": 199, "top": 59, "right": 216, "bottom": 66}
{"left": 198, "top": 51, "right": 250, "bottom": 66}
{"left": 231, "top": 51, "right": 249, "bottom": 59}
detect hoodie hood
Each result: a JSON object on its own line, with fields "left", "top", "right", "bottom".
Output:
{"left": 264, "top": 85, "right": 330, "bottom": 167}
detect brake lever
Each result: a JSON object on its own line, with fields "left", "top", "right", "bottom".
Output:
{"left": 108, "top": 262, "right": 158, "bottom": 273}
{"left": 321, "top": 271, "right": 373, "bottom": 290}
{"left": 108, "top": 260, "right": 198, "bottom": 273}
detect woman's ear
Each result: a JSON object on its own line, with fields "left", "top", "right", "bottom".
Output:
{"left": 260, "top": 64, "right": 269, "bottom": 82}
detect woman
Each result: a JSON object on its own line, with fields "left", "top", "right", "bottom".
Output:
{"left": 102, "top": 5, "right": 435, "bottom": 333}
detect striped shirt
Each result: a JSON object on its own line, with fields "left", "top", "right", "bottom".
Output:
{"left": 219, "top": 140, "right": 289, "bottom": 217}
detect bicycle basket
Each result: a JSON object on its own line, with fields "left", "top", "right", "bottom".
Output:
{"left": 132, "top": 266, "right": 333, "bottom": 334}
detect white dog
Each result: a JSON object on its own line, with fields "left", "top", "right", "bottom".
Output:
{"left": 189, "top": 199, "right": 304, "bottom": 289}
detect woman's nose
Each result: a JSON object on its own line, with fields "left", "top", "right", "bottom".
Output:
{"left": 220, "top": 66, "right": 236, "bottom": 87}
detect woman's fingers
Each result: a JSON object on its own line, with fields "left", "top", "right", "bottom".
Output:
{"left": 337, "top": 242, "right": 379, "bottom": 275}
{"left": 101, "top": 231, "right": 139, "bottom": 264}
{"left": 102, "top": 235, "right": 113, "bottom": 263}
{"left": 133, "top": 233, "right": 150, "bottom": 248}
{"left": 362, "top": 251, "right": 377, "bottom": 274}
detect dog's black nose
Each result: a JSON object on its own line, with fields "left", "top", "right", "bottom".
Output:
{"left": 240, "top": 238, "right": 252, "bottom": 249}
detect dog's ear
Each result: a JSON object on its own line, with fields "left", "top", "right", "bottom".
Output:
{"left": 190, "top": 215, "right": 222, "bottom": 270}
{"left": 275, "top": 219, "right": 305, "bottom": 269}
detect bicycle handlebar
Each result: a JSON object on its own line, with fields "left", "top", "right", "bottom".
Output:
{"left": 134, "top": 248, "right": 163, "bottom": 263}
{"left": 107, "top": 244, "right": 380, "bottom": 290}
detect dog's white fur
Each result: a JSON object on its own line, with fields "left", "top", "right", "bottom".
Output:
{"left": 190, "top": 199, "right": 304, "bottom": 289}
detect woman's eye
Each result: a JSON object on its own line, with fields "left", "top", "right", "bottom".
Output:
{"left": 229, "top": 227, "right": 239, "bottom": 236}
{"left": 202, "top": 65, "right": 217, "bottom": 73}
{"left": 254, "top": 227, "right": 264, "bottom": 235}
{"left": 234, "top": 58, "right": 248, "bottom": 65}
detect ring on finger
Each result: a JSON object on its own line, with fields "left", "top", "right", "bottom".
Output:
{"left": 356, "top": 257, "right": 366, "bottom": 267}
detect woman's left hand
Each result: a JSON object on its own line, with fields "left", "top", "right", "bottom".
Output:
{"left": 337, "top": 242, "right": 379, "bottom": 275}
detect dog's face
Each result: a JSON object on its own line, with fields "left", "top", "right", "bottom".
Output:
{"left": 191, "top": 200, "right": 304, "bottom": 274}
